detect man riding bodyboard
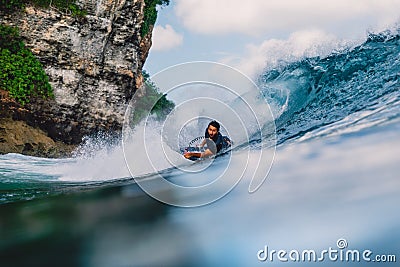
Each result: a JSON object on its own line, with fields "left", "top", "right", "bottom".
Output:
{"left": 184, "top": 120, "right": 231, "bottom": 160}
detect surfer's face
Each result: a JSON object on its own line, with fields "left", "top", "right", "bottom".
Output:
{"left": 207, "top": 125, "right": 218, "bottom": 138}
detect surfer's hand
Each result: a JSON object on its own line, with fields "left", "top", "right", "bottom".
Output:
{"left": 184, "top": 152, "right": 191, "bottom": 159}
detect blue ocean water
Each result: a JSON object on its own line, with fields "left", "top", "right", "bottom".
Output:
{"left": 0, "top": 30, "right": 399, "bottom": 266}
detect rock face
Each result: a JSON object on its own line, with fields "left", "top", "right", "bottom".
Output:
{"left": 0, "top": 118, "right": 75, "bottom": 157}
{"left": 0, "top": 90, "right": 76, "bottom": 157}
{"left": 0, "top": 0, "right": 151, "bottom": 149}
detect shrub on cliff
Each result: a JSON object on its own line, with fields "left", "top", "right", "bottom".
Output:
{"left": 131, "top": 71, "right": 175, "bottom": 125}
{"left": 0, "top": 0, "right": 25, "bottom": 12}
{"left": 31, "top": 0, "right": 87, "bottom": 17}
{"left": 0, "top": 24, "right": 53, "bottom": 105}
{"left": 0, "top": 0, "right": 86, "bottom": 17}
{"left": 142, "top": 0, "right": 170, "bottom": 37}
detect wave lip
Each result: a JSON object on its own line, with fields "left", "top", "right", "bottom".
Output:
{"left": 260, "top": 29, "right": 400, "bottom": 145}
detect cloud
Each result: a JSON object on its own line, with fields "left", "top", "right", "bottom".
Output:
{"left": 152, "top": 25, "right": 183, "bottom": 51}
{"left": 221, "top": 29, "right": 351, "bottom": 79}
{"left": 175, "top": 0, "right": 400, "bottom": 37}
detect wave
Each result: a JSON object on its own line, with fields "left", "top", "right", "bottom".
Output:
{"left": 260, "top": 29, "right": 400, "bottom": 144}
{"left": 1, "top": 29, "right": 399, "bottom": 203}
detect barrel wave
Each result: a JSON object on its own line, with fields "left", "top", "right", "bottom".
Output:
{"left": 261, "top": 30, "right": 400, "bottom": 145}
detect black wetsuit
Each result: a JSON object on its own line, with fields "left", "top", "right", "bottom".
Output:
{"left": 205, "top": 130, "right": 224, "bottom": 153}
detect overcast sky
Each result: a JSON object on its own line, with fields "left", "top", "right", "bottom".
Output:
{"left": 144, "top": 0, "right": 400, "bottom": 78}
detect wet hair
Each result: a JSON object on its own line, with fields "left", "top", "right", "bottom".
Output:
{"left": 208, "top": 120, "right": 220, "bottom": 131}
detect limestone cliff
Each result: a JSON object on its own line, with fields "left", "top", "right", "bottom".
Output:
{"left": 0, "top": 0, "right": 154, "bottom": 156}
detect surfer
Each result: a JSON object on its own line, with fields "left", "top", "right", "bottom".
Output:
{"left": 184, "top": 120, "right": 231, "bottom": 159}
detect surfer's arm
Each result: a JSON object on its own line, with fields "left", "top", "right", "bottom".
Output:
{"left": 198, "top": 139, "right": 206, "bottom": 148}
{"left": 201, "top": 149, "right": 214, "bottom": 157}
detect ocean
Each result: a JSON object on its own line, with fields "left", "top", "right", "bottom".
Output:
{"left": 0, "top": 30, "right": 399, "bottom": 266}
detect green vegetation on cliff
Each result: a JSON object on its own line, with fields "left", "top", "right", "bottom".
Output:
{"left": 0, "top": 0, "right": 85, "bottom": 105}
{"left": 0, "top": 24, "right": 53, "bottom": 105}
{"left": 0, "top": 0, "right": 86, "bottom": 17}
{"left": 0, "top": 0, "right": 24, "bottom": 11}
{"left": 142, "top": 0, "right": 170, "bottom": 37}
{"left": 131, "top": 70, "right": 175, "bottom": 125}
